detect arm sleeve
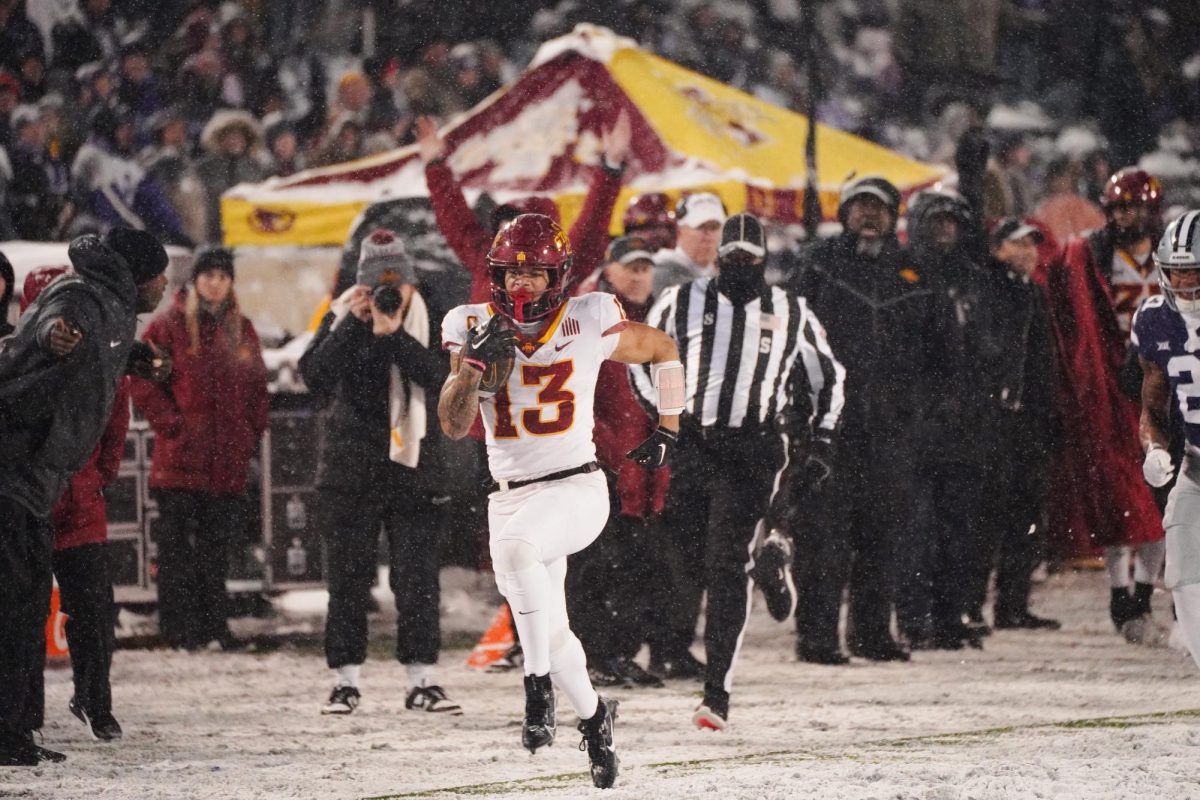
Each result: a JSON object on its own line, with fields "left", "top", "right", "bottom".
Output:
{"left": 598, "top": 293, "right": 627, "bottom": 360}
{"left": 127, "top": 317, "right": 183, "bottom": 435}
{"left": 440, "top": 306, "right": 470, "bottom": 356}
{"left": 628, "top": 286, "right": 679, "bottom": 416}
{"left": 297, "top": 311, "right": 366, "bottom": 396}
{"left": 96, "top": 379, "right": 132, "bottom": 485}
{"left": 33, "top": 287, "right": 100, "bottom": 351}
{"left": 793, "top": 300, "right": 846, "bottom": 437}
{"left": 565, "top": 164, "right": 623, "bottom": 292}
{"left": 425, "top": 160, "right": 491, "bottom": 278}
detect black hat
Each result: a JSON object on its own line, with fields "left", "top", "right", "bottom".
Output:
{"left": 193, "top": 246, "right": 235, "bottom": 281}
{"left": 103, "top": 228, "right": 168, "bottom": 285}
{"left": 719, "top": 213, "right": 767, "bottom": 259}
{"left": 837, "top": 175, "right": 901, "bottom": 223}
{"left": 606, "top": 236, "right": 657, "bottom": 265}
{"left": 990, "top": 217, "right": 1044, "bottom": 247}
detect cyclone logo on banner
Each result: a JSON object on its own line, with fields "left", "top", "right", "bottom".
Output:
{"left": 678, "top": 86, "right": 769, "bottom": 147}
{"left": 249, "top": 207, "right": 298, "bottom": 234}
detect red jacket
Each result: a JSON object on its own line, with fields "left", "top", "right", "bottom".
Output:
{"left": 1040, "top": 234, "right": 1162, "bottom": 556}
{"left": 424, "top": 159, "right": 622, "bottom": 303}
{"left": 576, "top": 271, "right": 669, "bottom": 519}
{"left": 129, "top": 293, "right": 269, "bottom": 494}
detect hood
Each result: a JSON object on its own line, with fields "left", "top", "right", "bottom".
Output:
{"left": 20, "top": 265, "right": 70, "bottom": 313}
{"left": 200, "top": 109, "right": 262, "bottom": 155}
{"left": 66, "top": 234, "right": 139, "bottom": 309}
{"left": 0, "top": 251, "right": 13, "bottom": 312}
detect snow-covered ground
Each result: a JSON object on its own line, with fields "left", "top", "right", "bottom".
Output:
{"left": 6, "top": 569, "right": 1200, "bottom": 800}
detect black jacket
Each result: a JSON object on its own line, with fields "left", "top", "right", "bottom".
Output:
{"left": 789, "top": 234, "right": 944, "bottom": 447}
{"left": 0, "top": 236, "right": 138, "bottom": 516}
{"left": 0, "top": 252, "right": 13, "bottom": 338}
{"left": 299, "top": 305, "right": 449, "bottom": 493}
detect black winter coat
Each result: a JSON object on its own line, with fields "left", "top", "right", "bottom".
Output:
{"left": 299, "top": 306, "right": 449, "bottom": 493}
{"left": 789, "top": 234, "right": 945, "bottom": 448}
{"left": 0, "top": 236, "right": 138, "bottom": 516}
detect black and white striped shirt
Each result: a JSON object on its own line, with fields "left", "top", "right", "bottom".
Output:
{"left": 631, "top": 278, "right": 845, "bottom": 434}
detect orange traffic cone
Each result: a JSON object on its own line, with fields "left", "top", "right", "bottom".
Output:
{"left": 465, "top": 604, "right": 515, "bottom": 669}
{"left": 45, "top": 584, "right": 70, "bottom": 666}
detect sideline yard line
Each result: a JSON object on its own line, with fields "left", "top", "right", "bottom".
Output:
{"left": 366, "top": 707, "right": 1200, "bottom": 799}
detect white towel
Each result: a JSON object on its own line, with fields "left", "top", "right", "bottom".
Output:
{"left": 388, "top": 291, "right": 429, "bottom": 468}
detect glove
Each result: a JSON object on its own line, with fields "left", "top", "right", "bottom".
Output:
{"left": 1143, "top": 446, "right": 1175, "bottom": 488}
{"left": 462, "top": 314, "right": 517, "bottom": 373}
{"left": 799, "top": 436, "right": 835, "bottom": 493}
{"left": 126, "top": 341, "right": 173, "bottom": 382}
{"left": 626, "top": 426, "right": 678, "bottom": 470}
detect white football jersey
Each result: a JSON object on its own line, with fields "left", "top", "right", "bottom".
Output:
{"left": 442, "top": 292, "right": 628, "bottom": 481}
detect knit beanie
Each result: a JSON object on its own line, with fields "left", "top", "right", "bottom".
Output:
{"left": 193, "top": 246, "right": 236, "bottom": 281}
{"left": 103, "top": 228, "right": 168, "bottom": 285}
{"left": 357, "top": 228, "right": 416, "bottom": 287}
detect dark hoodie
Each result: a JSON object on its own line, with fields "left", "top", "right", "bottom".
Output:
{"left": 0, "top": 235, "right": 138, "bottom": 517}
{"left": 0, "top": 252, "right": 14, "bottom": 338}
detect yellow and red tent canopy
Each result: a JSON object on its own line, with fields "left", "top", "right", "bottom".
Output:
{"left": 222, "top": 25, "right": 946, "bottom": 247}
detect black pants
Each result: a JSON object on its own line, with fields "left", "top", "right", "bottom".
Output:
{"left": 968, "top": 418, "right": 1049, "bottom": 619}
{"left": 567, "top": 472, "right": 658, "bottom": 664}
{"left": 321, "top": 483, "right": 442, "bottom": 668}
{"left": 667, "top": 427, "right": 784, "bottom": 710}
{"left": 0, "top": 497, "right": 51, "bottom": 735}
{"left": 53, "top": 544, "right": 115, "bottom": 716}
{"left": 795, "top": 433, "right": 915, "bottom": 651}
{"left": 898, "top": 463, "right": 984, "bottom": 637}
{"left": 153, "top": 490, "right": 243, "bottom": 649}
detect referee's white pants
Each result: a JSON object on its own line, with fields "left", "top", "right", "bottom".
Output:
{"left": 488, "top": 470, "right": 609, "bottom": 716}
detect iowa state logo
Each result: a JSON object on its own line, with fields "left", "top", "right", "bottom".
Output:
{"left": 249, "top": 207, "right": 297, "bottom": 234}
{"left": 678, "top": 86, "right": 768, "bottom": 148}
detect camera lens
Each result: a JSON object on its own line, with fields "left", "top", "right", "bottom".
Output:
{"left": 372, "top": 284, "right": 402, "bottom": 315}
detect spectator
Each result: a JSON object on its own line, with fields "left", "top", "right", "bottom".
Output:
{"left": 20, "top": 265, "right": 133, "bottom": 742}
{"left": 140, "top": 106, "right": 207, "bottom": 245}
{"left": 7, "top": 104, "right": 58, "bottom": 240}
{"left": 128, "top": 247, "right": 269, "bottom": 651}
{"left": 15, "top": 49, "right": 46, "bottom": 103}
{"left": 195, "top": 109, "right": 266, "bottom": 244}
{"left": 1034, "top": 157, "right": 1106, "bottom": 244}
{"left": 622, "top": 192, "right": 677, "bottom": 251}
{"left": 312, "top": 114, "right": 365, "bottom": 168}
{"left": 69, "top": 104, "right": 190, "bottom": 244}
{"left": 263, "top": 119, "right": 306, "bottom": 179}
{"left": 175, "top": 48, "right": 226, "bottom": 131}
{"left": 0, "top": 1, "right": 43, "bottom": 76}
{"left": 984, "top": 131, "right": 1033, "bottom": 220}
{"left": 298, "top": 230, "right": 460, "bottom": 716}
{"left": 219, "top": 9, "right": 274, "bottom": 115}
{"left": 36, "top": 94, "right": 70, "bottom": 203}
{"left": 116, "top": 40, "right": 161, "bottom": 135}
{"left": 652, "top": 192, "right": 725, "bottom": 294}
{"left": 0, "top": 70, "right": 20, "bottom": 148}
{"left": 402, "top": 37, "right": 467, "bottom": 118}
{"left": 330, "top": 71, "right": 372, "bottom": 128}
{"left": 0, "top": 228, "right": 167, "bottom": 766}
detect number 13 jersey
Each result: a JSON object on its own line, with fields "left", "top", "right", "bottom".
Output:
{"left": 442, "top": 292, "right": 628, "bottom": 481}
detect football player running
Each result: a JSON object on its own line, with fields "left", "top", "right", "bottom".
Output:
{"left": 1132, "top": 210, "right": 1200, "bottom": 666}
{"left": 438, "top": 214, "right": 683, "bottom": 789}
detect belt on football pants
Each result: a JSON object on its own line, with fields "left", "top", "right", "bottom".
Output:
{"left": 485, "top": 461, "right": 600, "bottom": 493}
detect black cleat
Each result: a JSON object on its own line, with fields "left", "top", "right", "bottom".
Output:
{"left": 0, "top": 730, "right": 65, "bottom": 765}
{"left": 578, "top": 696, "right": 619, "bottom": 788}
{"left": 649, "top": 651, "right": 706, "bottom": 680}
{"left": 797, "top": 642, "right": 850, "bottom": 665}
{"left": 321, "top": 685, "right": 361, "bottom": 715}
{"left": 750, "top": 528, "right": 797, "bottom": 622}
{"left": 588, "top": 660, "right": 629, "bottom": 688}
{"left": 69, "top": 698, "right": 123, "bottom": 741}
{"left": 994, "top": 610, "right": 1062, "bottom": 631}
{"left": 615, "top": 658, "right": 664, "bottom": 688}
{"left": 405, "top": 685, "right": 463, "bottom": 715}
{"left": 1110, "top": 587, "right": 1139, "bottom": 631}
{"left": 849, "top": 638, "right": 911, "bottom": 662}
{"left": 487, "top": 643, "right": 524, "bottom": 673}
{"left": 522, "top": 674, "right": 557, "bottom": 753}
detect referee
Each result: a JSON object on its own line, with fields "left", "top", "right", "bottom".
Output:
{"left": 632, "top": 213, "right": 845, "bottom": 730}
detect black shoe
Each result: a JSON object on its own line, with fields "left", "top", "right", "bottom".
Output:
{"left": 578, "top": 696, "right": 619, "bottom": 788}
{"left": 321, "top": 685, "right": 361, "bottom": 715}
{"left": 405, "top": 684, "right": 463, "bottom": 715}
{"left": 931, "top": 624, "right": 985, "bottom": 651}
{"left": 614, "top": 658, "right": 664, "bottom": 688}
{"left": 69, "top": 699, "right": 123, "bottom": 741}
{"left": 849, "top": 638, "right": 911, "bottom": 662}
{"left": 487, "top": 643, "right": 523, "bottom": 673}
{"left": 994, "top": 610, "right": 1062, "bottom": 631}
{"left": 692, "top": 690, "right": 729, "bottom": 731}
{"left": 0, "top": 730, "right": 65, "bottom": 765}
{"left": 796, "top": 642, "right": 850, "bottom": 665}
{"left": 1110, "top": 588, "right": 1139, "bottom": 631}
{"left": 522, "top": 674, "right": 556, "bottom": 753}
{"left": 750, "top": 528, "right": 797, "bottom": 622}
{"left": 649, "top": 652, "right": 706, "bottom": 680}
{"left": 588, "top": 662, "right": 629, "bottom": 688}
{"left": 1132, "top": 582, "right": 1155, "bottom": 617}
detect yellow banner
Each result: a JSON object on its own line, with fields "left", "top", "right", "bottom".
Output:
{"left": 221, "top": 197, "right": 370, "bottom": 247}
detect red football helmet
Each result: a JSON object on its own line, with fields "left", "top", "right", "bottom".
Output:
{"left": 20, "top": 265, "right": 70, "bottom": 313}
{"left": 622, "top": 192, "right": 676, "bottom": 249}
{"left": 487, "top": 213, "right": 572, "bottom": 323}
{"left": 1101, "top": 168, "right": 1163, "bottom": 243}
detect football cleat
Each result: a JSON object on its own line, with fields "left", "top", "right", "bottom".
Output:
{"left": 692, "top": 704, "right": 727, "bottom": 732}
{"left": 69, "top": 698, "right": 123, "bottom": 741}
{"left": 321, "top": 684, "right": 361, "bottom": 715}
{"left": 750, "top": 527, "right": 797, "bottom": 622}
{"left": 405, "top": 685, "right": 463, "bottom": 715}
{"left": 522, "top": 674, "right": 557, "bottom": 753}
{"left": 577, "top": 696, "right": 619, "bottom": 788}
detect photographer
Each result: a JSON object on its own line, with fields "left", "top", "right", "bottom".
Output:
{"left": 299, "top": 229, "right": 459, "bottom": 716}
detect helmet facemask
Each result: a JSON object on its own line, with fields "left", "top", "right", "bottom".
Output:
{"left": 490, "top": 262, "right": 568, "bottom": 323}
{"left": 1154, "top": 210, "right": 1200, "bottom": 314}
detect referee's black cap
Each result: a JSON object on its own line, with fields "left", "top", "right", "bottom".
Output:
{"left": 719, "top": 213, "right": 767, "bottom": 259}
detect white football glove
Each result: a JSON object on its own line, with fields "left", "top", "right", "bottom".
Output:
{"left": 1143, "top": 446, "right": 1175, "bottom": 488}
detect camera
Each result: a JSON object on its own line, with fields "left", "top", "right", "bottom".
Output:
{"left": 371, "top": 283, "right": 403, "bottom": 315}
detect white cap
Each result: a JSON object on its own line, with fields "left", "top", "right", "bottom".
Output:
{"left": 676, "top": 192, "right": 726, "bottom": 228}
